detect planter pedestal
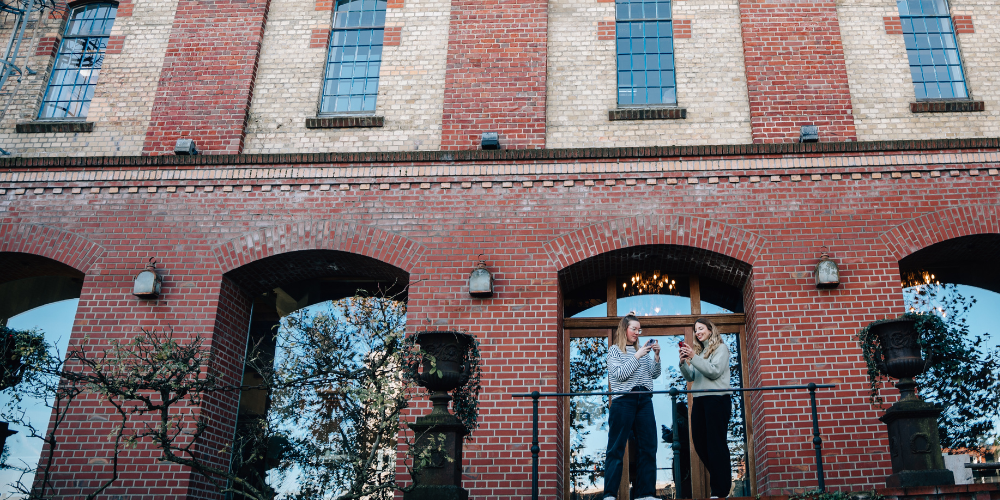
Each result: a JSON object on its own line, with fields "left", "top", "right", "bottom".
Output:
{"left": 879, "top": 379, "right": 955, "bottom": 488}
{"left": 404, "top": 410, "right": 469, "bottom": 500}
{"left": 404, "top": 331, "right": 473, "bottom": 500}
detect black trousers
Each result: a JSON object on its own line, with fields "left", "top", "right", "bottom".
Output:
{"left": 603, "top": 391, "right": 657, "bottom": 499}
{"left": 691, "top": 395, "right": 732, "bottom": 497}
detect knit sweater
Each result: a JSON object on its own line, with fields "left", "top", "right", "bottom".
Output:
{"left": 607, "top": 344, "right": 662, "bottom": 400}
{"left": 679, "top": 342, "right": 732, "bottom": 397}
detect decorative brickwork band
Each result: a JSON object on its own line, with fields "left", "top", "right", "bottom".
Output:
{"left": 316, "top": 0, "right": 332, "bottom": 10}
{"left": 738, "top": 0, "right": 857, "bottom": 143}
{"left": 34, "top": 36, "right": 59, "bottom": 57}
{"left": 387, "top": 0, "right": 403, "bottom": 7}
{"left": 673, "top": 19, "right": 691, "bottom": 38}
{"left": 884, "top": 16, "right": 902, "bottom": 34}
{"left": 305, "top": 116, "right": 385, "bottom": 128}
{"left": 609, "top": 107, "right": 687, "bottom": 121}
{"left": 909, "top": 101, "right": 984, "bottom": 113}
{"left": 310, "top": 28, "right": 330, "bottom": 49}
{"left": 598, "top": 20, "right": 615, "bottom": 41}
{"left": 15, "top": 121, "right": 95, "bottom": 133}
{"left": 105, "top": 35, "right": 126, "bottom": 55}
{"left": 953, "top": 15, "right": 974, "bottom": 34}
{"left": 383, "top": 26, "right": 402, "bottom": 46}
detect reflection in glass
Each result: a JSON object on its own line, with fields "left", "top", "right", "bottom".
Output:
{"left": 39, "top": 4, "right": 116, "bottom": 119}
{"left": 568, "top": 292, "right": 750, "bottom": 497}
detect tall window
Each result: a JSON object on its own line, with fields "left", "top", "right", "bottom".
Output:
{"left": 616, "top": 0, "right": 677, "bottom": 106}
{"left": 39, "top": 3, "right": 117, "bottom": 119}
{"left": 898, "top": 0, "right": 968, "bottom": 100}
{"left": 321, "top": 0, "right": 386, "bottom": 114}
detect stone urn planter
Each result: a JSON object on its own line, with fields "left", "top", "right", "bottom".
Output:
{"left": 405, "top": 331, "right": 476, "bottom": 500}
{"left": 866, "top": 317, "right": 955, "bottom": 488}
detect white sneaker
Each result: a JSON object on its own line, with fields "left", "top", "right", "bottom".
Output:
{"left": 636, "top": 497, "right": 661, "bottom": 500}
{"left": 603, "top": 497, "right": 616, "bottom": 500}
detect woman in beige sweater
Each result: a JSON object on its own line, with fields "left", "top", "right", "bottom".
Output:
{"left": 679, "top": 318, "right": 732, "bottom": 498}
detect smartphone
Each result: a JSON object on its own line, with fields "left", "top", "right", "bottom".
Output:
{"left": 678, "top": 340, "right": 687, "bottom": 348}
{"left": 644, "top": 339, "right": 656, "bottom": 348}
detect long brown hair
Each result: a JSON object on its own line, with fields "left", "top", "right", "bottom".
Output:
{"left": 613, "top": 314, "right": 640, "bottom": 353}
{"left": 692, "top": 317, "right": 724, "bottom": 358}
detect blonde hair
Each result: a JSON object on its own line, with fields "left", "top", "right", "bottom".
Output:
{"left": 613, "top": 314, "right": 640, "bottom": 354}
{"left": 692, "top": 317, "right": 724, "bottom": 358}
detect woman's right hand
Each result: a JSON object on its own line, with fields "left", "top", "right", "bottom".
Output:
{"left": 679, "top": 345, "right": 694, "bottom": 361}
{"left": 634, "top": 344, "right": 652, "bottom": 359}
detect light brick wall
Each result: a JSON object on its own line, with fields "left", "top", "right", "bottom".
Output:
{"left": 0, "top": 0, "right": 178, "bottom": 156}
{"left": 545, "top": 0, "right": 753, "bottom": 148}
{"left": 838, "top": 0, "right": 1000, "bottom": 141}
{"left": 242, "top": 0, "right": 450, "bottom": 153}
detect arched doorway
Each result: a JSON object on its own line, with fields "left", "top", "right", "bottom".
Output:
{"left": 560, "top": 245, "right": 754, "bottom": 500}
{"left": 221, "top": 249, "right": 410, "bottom": 498}
{"left": 0, "top": 252, "right": 86, "bottom": 493}
{"left": 898, "top": 234, "right": 1000, "bottom": 480}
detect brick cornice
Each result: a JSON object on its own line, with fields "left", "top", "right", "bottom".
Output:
{"left": 2, "top": 137, "right": 998, "bottom": 169}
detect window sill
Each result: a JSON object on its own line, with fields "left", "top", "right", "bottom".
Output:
{"left": 15, "top": 121, "right": 94, "bottom": 133}
{"left": 609, "top": 108, "right": 686, "bottom": 121}
{"left": 910, "top": 101, "right": 984, "bottom": 113}
{"left": 306, "top": 116, "right": 384, "bottom": 128}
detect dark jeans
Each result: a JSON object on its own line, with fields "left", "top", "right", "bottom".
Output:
{"left": 603, "top": 389, "right": 657, "bottom": 499}
{"left": 691, "top": 395, "right": 732, "bottom": 497}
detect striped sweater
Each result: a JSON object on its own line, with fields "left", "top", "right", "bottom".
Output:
{"left": 607, "top": 344, "right": 662, "bottom": 400}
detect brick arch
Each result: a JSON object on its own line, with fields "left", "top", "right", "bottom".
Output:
{"left": 212, "top": 220, "right": 427, "bottom": 275}
{"left": 880, "top": 205, "right": 1000, "bottom": 261}
{"left": 0, "top": 223, "right": 105, "bottom": 275}
{"left": 542, "top": 214, "right": 765, "bottom": 272}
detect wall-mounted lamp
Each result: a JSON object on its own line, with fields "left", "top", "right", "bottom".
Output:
{"left": 468, "top": 255, "right": 494, "bottom": 298}
{"left": 814, "top": 246, "right": 840, "bottom": 289}
{"left": 133, "top": 257, "right": 162, "bottom": 299}
{"left": 800, "top": 125, "right": 819, "bottom": 143}
{"left": 481, "top": 132, "right": 500, "bottom": 150}
{"left": 175, "top": 138, "right": 198, "bottom": 155}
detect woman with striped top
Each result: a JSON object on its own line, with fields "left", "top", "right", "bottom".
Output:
{"left": 603, "top": 314, "right": 661, "bottom": 500}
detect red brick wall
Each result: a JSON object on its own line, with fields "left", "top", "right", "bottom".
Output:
{"left": 140, "top": 0, "right": 271, "bottom": 155}
{"left": 439, "top": 0, "right": 547, "bottom": 150}
{"left": 5, "top": 157, "right": 1000, "bottom": 497}
{"left": 738, "top": 0, "right": 858, "bottom": 143}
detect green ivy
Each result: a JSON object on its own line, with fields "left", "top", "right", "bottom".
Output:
{"left": 856, "top": 312, "right": 947, "bottom": 405}
{"left": 401, "top": 332, "right": 483, "bottom": 437}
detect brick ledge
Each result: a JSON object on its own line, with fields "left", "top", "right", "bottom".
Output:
{"left": 15, "top": 121, "right": 95, "bottom": 134}
{"left": 910, "top": 101, "right": 985, "bottom": 113}
{"left": 1, "top": 137, "right": 999, "bottom": 168}
{"left": 609, "top": 107, "right": 687, "bottom": 121}
{"left": 306, "top": 116, "right": 384, "bottom": 128}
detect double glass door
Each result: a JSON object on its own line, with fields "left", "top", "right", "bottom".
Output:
{"left": 563, "top": 276, "right": 752, "bottom": 500}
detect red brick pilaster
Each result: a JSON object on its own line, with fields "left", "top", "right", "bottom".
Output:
{"left": 953, "top": 15, "right": 974, "bottom": 34}
{"left": 738, "top": 0, "right": 857, "bottom": 143}
{"left": 439, "top": 0, "right": 547, "bottom": 149}
{"left": 310, "top": 28, "right": 330, "bottom": 48}
{"left": 140, "top": 0, "right": 271, "bottom": 155}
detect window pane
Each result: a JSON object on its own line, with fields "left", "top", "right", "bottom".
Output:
{"left": 897, "top": 0, "right": 968, "bottom": 102}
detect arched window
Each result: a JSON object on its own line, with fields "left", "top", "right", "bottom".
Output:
{"left": 38, "top": 2, "right": 117, "bottom": 119}
{"left": 321, "top": 0, "right": 386, "bottom": 114}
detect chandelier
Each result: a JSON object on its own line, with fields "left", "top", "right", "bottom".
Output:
{"left": 900, "top": 270, "right": 940, "bottom": 289}
{"left": 621, "top": 271, "right": 676, "bottom": 297}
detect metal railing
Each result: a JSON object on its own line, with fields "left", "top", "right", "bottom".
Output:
{"left": 512, "top": 382, "right": 835, "bottom": 500}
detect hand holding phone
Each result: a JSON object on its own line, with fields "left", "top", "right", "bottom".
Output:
{"left": 644, "top": 339, "right": 656, "bottom": 348}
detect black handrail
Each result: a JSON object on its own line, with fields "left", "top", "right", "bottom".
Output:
{"left": 512, "top": 383, "right": 835, "bottom": 500}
